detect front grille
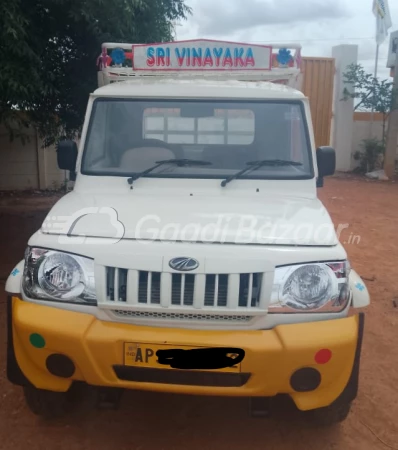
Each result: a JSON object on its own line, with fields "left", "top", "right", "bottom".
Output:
{"left": 138, "top": 272, "right": 161, "bottom": 305}
{"left": 106, "top": 267, "right": 128, "bottom": 302}
{"left": 171, "top": 274, "right": 195, "bottom": 306}
{"left": 104, "top": 267, "right": 264, "bottom": 314}
{"left": 204, "top": 274, "right": 228, "bottom": 307}
{"left": 239, "top": 273, "right": 262, "bottom": 307}
{"left": 113, "top": 310, "right": 253, "bottom": 322}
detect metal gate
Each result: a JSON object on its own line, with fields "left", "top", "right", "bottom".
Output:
{"left": 302, "top": 57, "right": 335, "bottom": 147}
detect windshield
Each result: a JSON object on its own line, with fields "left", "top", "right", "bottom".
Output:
{"left": 82, "top": 98, "right": 313, "bottom": 180}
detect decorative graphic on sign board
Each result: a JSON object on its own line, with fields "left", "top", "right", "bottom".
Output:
{"left": 277, "top": 48, "right": 293, "bottom": 68}
{"left": 111, "top": 48, "right": 126, "bottom": 66}
{"left": 132, "top": 39, "right": 272, "bottom": 71}
{"left": 97, "top": 47, "right": 112, "bottom": 70}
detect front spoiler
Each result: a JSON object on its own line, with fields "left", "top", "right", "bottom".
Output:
{"left": 7, "top": 296, "right": 364, "bottom": 411}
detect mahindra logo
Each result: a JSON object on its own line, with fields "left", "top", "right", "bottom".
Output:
{"left": 169, "top": 257, "right": 199, "bottom": 272}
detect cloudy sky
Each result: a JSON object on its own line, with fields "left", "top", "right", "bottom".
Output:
{"left": 177, "top": 0, "right": 398, "bottom": 80}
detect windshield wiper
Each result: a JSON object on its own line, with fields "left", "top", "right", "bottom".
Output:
{"left": 127, "top": 159, "right": 212, "bottom": 185}
{"left": 221, "top": 159, "right": 303, "bottom": 187}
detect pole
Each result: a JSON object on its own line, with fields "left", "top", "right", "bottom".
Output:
{"left": 384, "top": 51, "right": 398, "bottom": 179}
{"left": 370, "top": 45, "right": 380, "bottom": 137}
{"left": 374, "top": 44, "right": 380, "bottom": 78}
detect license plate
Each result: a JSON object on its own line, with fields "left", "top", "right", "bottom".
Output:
{"left": 124, "top": 343, "right": 242, "bottom": 372}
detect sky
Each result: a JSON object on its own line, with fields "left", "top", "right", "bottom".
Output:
{"left": 176, "top": 0, "right": 398, "bottom": 80}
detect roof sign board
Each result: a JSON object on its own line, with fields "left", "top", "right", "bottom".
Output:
{"left": 132, "top": 39, "right": 272, "bottom": 71}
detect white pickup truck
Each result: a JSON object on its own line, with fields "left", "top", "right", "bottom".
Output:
{"left": 6, "top": 39, "right": 370, "bottom": 424}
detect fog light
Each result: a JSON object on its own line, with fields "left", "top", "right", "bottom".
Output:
{"left": 290, "top": 368, "right": 321, "bottom": 392}
{"left": 46, "top": 354, "right": 75, "bottom": 378}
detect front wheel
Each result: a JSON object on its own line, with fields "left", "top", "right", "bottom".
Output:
{"left": 23, "top": 386, "right": 72, "bottom": 419}
{"left": 306, "top": 401, "right": 352, "bottom": 426}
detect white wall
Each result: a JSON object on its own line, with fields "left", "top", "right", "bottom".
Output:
{"left": 0, "top": 124, "right": 64, "bottom": 190}
{"left": 352, "top": 115, "right": 398, "bottom": 169}
{"left": 38, "top": 138, "right": 67, "bottom": 190}
{"left": 351, "top": 118, "right": 384, "bottom": 169}
{"left": 0, "top": 124, "right": 39, "bottom": 190}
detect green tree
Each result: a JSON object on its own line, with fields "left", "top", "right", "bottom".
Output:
{"left": 342, "top": 63, "right": 394, "bottom": 144}
{"left": 0, "top": 0, "right": 191, "bottom": 144}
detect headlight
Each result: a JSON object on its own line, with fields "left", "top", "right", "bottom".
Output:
{"left": 23, "top": 248, "right": 96, "bottom": 305}
{"left": 269, "top": 261, "right": 351, "bottom": 313}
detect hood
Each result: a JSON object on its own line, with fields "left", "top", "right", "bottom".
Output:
{"left": 42, "top": 191, "right": 338, "bottom": 246}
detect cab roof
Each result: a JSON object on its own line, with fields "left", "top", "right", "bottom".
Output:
{"left": 93, "top": 78, "right": 306, "bottom": 100}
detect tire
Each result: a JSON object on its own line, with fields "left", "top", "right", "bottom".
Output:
{"left": 23, "top": 386, "right": 72, "bottom": 419}
{"left": 306, "top": 401, "right": 352, "bottom": 426}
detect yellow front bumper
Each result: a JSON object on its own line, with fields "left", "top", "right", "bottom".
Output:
{"left": 10, "top": 297, "right": 362, "bottom": 411}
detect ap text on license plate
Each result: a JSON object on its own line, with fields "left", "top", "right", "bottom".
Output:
{"left": 124, "top": 343, "right": 242, "bottom": 372}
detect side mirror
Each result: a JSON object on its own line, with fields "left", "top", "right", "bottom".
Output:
{"left": 57, "top": 140, "right": 78, "bottom": 180}
{"left": 316, "top": 146, "right": 335, "bottom": 188}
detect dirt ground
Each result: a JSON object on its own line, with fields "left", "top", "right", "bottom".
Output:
{"left": 1, "top": 176, "right": 398, "bottom": 450}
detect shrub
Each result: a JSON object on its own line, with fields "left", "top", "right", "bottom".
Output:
{"left": 353, "top": 138, "right": 385, "bottom": 173}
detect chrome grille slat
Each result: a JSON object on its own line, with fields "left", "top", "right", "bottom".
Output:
{"left": 227, "top": 274, "right": 240, "bottom": 309}
{"left": 147, "top": 271, "right": 152, "bottom": 304}
{"left": 180, "top": 274, "right": 185, "bottom": 306}
{"left": 214, "top": 274, "right": 219, "bottom": 305}
{"left": 160, "top": 273, "right": 172, "bottom": 308}
{"left": 247, "top": 273, "right": 253, "bottom": 308}
{"left": 193, "top": 274, "right": 206, "bottom": 309}
{"left": 126, "top": 270, "right": 139, "bottom": 305}
{"left": 114, "top": 268, "right": 119, "bottom": 303}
